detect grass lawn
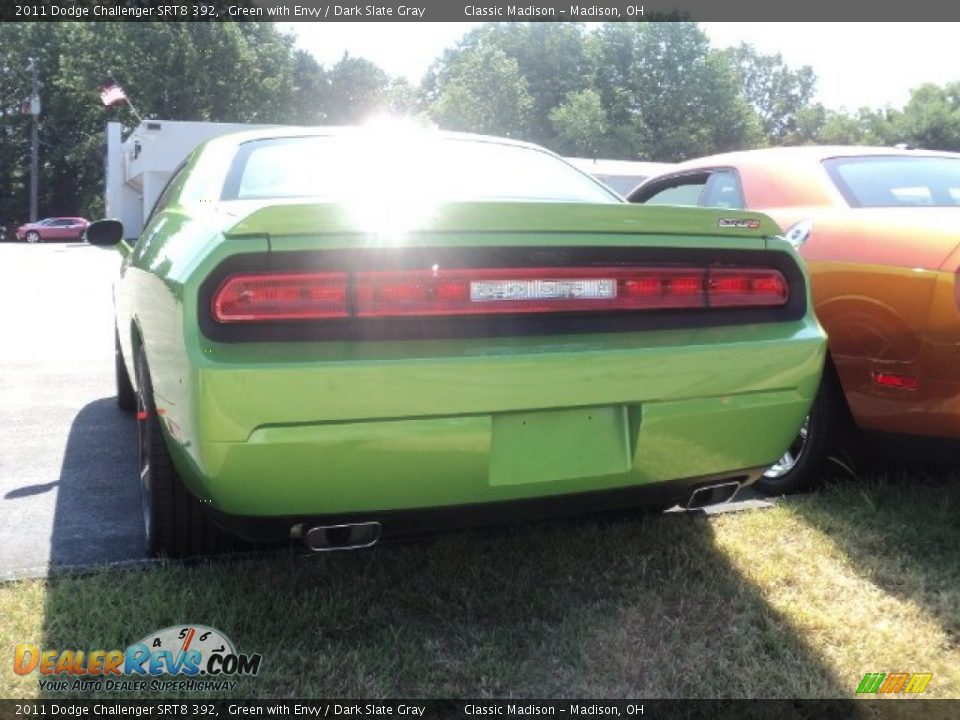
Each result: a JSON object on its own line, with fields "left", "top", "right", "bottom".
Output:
{"left": 1, "top": 470, "right": 958, "bottom": 700}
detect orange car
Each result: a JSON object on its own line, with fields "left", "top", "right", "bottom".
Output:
{"left": 629, "top": 146, "right": 960, "bottom": 493}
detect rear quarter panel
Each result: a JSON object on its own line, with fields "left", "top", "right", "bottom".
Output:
{"left": 761, "top": 206, "right": 960, "bottom": 437}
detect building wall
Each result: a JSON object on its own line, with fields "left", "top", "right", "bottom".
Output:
{"left": 105, "top": 119, "right": 276, "bottom": 238}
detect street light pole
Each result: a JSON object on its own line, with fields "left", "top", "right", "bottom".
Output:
{"left": 28, "top": 57, "right": 40, "bottom": 223}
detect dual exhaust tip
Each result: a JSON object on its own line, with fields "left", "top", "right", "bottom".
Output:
{"left": 686, "top": 481, "right": 741, "bottom": 510}
{"left": 296, "top": 521, "right": 383, "bottom": 552}
{"left": 295, "top": 481, "right": 741, "bottom": 552}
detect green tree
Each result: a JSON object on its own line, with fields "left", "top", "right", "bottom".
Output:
{"left": 896, "top": 82, "right": 960, "bottom": 150}
{"left": 782, "top": 104, "right": 828, "bottom": 145}
{"left": 428, "top": 44, "right": 533, "bottom": 138}
{"left": 438, "top": 24, "right": 593, "bottom": 148}
{"left": 799, "top": 106, "right": 898, "bottom": 146}
{"left": 589, "top": 22, "right": 647, "bottom": 158}
{"left": 721, "top": 43, "right": 817, "bottom": 144}
{"left": 594, "top": 22, "right": 763, "bottom": 161}
{"left": 383, "top": 77, "right": 421, "bottom": 117}
{"left": 0, "top": 25, "right": 40, "bottom": 224}
{"left": 290, "top": 49, "right": 331, "bottom": 125}
{"left": 816, "top": 109, "right": 870, "bottom": 144}
{"left": 549, "top": 89, "right": 607, "bottom": 156}
{"left": 325, "top": 53, "right": 391, "bottom": 123}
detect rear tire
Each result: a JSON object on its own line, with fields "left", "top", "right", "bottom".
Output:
{"left": 136, "top": 347, "right": 231, "bottom": 558}
{"left": 754, "top": 364, "right": 840, "bottom": 496}
{"left": 115, "top": 332, "right": 136, "bottom": 412}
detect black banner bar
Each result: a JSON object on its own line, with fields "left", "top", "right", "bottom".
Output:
{"left": 2, "top": 0, "right": 960, "bottom": 22}
{"left": 0, "top": 699, "right": 956, "bottom": 720}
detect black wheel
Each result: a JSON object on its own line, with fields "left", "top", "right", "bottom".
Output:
{"left": 25, "top": 231, "right": 40, "bottom": 244}
{"left": 754, "top": 364, "right": 841, "bottom": 496}
{"left": 115, "top": 332, "right": 136, "bottom": 412}
{"left": 136, "top": 347, "right": 231, "bottom": 558}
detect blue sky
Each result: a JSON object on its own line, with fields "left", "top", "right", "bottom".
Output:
{"left": 283, "top": 22, "right": 960, "bottom": 111}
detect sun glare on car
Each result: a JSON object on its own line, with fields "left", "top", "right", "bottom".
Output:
{"left": 340, "top": 126, "right": 445, "bottom": 244}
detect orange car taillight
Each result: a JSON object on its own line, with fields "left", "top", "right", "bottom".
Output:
{"left": 954, "top": 268, "right": 960, "bottom": 313}
{"left": 211, "top": 267, "right": 788, "bottom": 322}
{"left": 872, "top": 372, "right": 919, "bottom": 390}
{"left": 212, "top": 272, "right": 349, "bottom": 322}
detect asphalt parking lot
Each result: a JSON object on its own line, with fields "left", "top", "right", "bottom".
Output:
{"left": 0, "top": 242, "right": 145, "bottom": 579}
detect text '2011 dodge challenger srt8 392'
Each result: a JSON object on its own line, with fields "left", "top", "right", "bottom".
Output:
{"left": 86, "top": 126, "right": 826, "bottom": 558}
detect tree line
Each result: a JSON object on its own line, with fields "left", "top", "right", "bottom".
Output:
{"left": 1, "top": 21, "right": 957, "bottom": 222}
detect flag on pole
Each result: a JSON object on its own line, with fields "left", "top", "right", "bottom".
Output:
{"left": 98, "top": 76, "right": 144, "bottom": 124}
{"left": 19, "top": 95, "right": 40, "bottom": 115}
{"left": 99, "top": 82, "right": 127, "bottom": 107}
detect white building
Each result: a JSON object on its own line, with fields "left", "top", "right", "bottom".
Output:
{"left": 105, "top": 119, "right": 274, "bottom": 238}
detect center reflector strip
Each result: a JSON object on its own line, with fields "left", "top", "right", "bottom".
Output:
{"left": 470, "top": 279, "right": 617, "bottom": 302}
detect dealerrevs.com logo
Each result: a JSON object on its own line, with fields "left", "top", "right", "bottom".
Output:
{"left": 13, "top": 625, "right": 262, "bottom": 693}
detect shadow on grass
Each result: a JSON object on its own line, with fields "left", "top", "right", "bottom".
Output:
{"left": 39, "top": 443, "right": 857, "bottom": 700}
{"left": 788, "top": 465, "right": 960, "bottom": 647}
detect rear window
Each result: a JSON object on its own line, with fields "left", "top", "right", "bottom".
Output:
{"left": 222, "top": 134, "right": 619, "bottom": 204}
{"left": 824, "top": 155, "right": 960, "bottom": 207}
{"left": 641, "top": 176, "right": 708, "bottom": 206}
{"left": 593, "top": 174, "right": 647, "bottom": 195}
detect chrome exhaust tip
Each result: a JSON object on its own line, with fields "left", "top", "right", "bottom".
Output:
{"left": 686, "top": 481, "right": 741, "bottom": 510}
{"left": 300, "top": 522, "right": 382, "bottom": 552}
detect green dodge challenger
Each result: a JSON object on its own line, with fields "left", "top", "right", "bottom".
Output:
{"left": 86, "top": 126, "right": 826, "bottom": 558}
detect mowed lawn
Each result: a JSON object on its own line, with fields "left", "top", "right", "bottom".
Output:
{"left": 1, "top": 470, "right": 958, "bottom": 700}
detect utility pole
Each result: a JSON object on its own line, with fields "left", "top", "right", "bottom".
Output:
{"left": 28, "top": 57, "right": 40, "bottom": 222}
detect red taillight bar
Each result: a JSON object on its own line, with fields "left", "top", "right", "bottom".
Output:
{"left": 708, "top": 268, "right": 789, "bottom": 307}
{"left": 212, "top": 272, "right": 349, "bottom": 322}
{"left": 211, "top": 266, "right": 788, "bottom": 323}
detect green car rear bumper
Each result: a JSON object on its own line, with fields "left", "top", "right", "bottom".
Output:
{"left": 164, "top": 319, "right": 824, "bottom": 530}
